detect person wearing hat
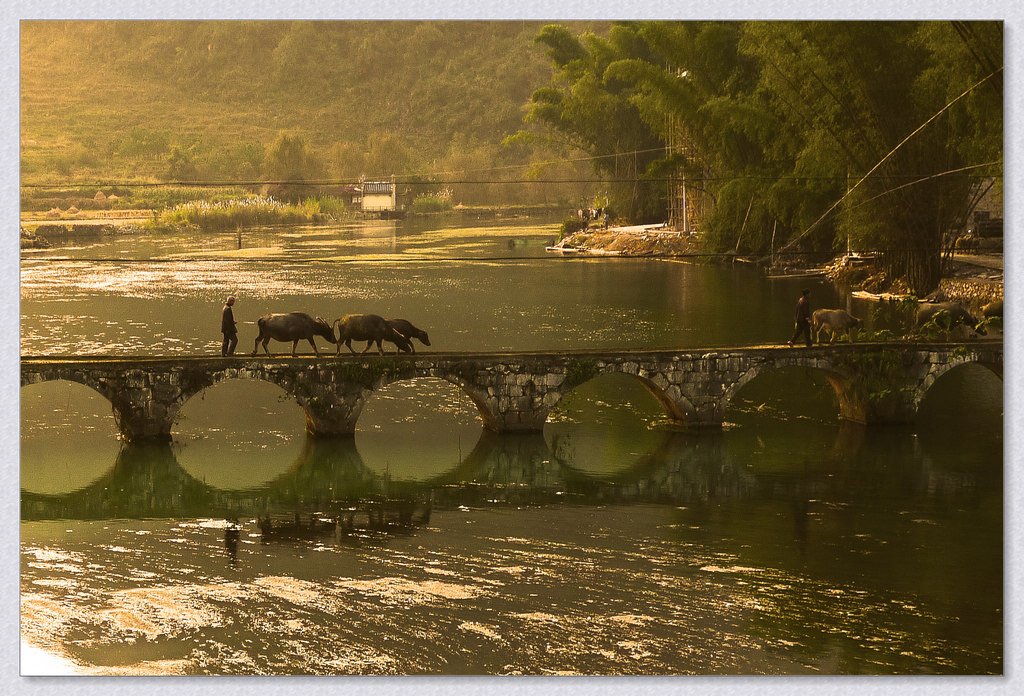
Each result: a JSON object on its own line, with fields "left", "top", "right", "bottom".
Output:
{"left": 787, "top": 288, "right": 813, "bottom": 347}
{"left": 221, "top": 296, "right": 238, "bottom": 356}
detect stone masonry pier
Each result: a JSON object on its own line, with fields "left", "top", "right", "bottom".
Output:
{"left": 20, "top": 342, "right": 1003, "bottom": 443}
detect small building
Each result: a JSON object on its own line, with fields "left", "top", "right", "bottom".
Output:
{"left": 360, "top": 175, "right": 396, "bottom": 213}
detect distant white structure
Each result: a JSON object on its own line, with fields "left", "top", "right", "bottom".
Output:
{"left": 360, "top": 175, "right": 396, "bottom": 213}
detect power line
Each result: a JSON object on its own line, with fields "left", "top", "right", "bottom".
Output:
{"left": 20, "top": 170, "right": 1002, "bottom": 189}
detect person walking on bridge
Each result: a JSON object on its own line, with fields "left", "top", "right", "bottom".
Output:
{"left": 221, "top": 295, "right": 238, "bottom": 356}
{"left": 787, "top": 288, "right": 813, "bottom": 347}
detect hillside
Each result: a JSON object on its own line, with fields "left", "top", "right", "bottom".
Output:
{"left": 20, "top": 20, "right": 603, "bottom": 201}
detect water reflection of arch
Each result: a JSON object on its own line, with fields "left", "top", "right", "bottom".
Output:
{"left": 426, "top": 429, "right": 760, "bottom": 507}
{"left": 20, "top": 438, "right": 384, "bottom": 522}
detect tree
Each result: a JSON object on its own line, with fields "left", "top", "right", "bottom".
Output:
{"left": 265, "top": 132, "right": 320, "bottom": 181}
{"left": 263, "top": 132, "right": 325, "bottom": 201}
{"left": 525, "top": 24, "right": 666, "bottom": 222}
{"left": 165, "top": 146, "right": 200, "bottom": 183}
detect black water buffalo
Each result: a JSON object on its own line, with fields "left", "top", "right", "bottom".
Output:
{"left": 252, "top": 312, "right": 336, "bottom": 357}
{"left": 811, "top": 308, "right": 862, "bottom": 343}
{"left": 916, "top": 302, "right": 986, "bottom": 337}
{"left": 334, "top": 313, "right": 412, "bottom": 355}
{"left": 982, "top": 299, "right": 1003, "bottom": 319}
{"left": 386, "top": 319, "right": 430, "bottom": 352}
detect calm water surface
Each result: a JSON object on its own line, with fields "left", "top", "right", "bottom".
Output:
{"left": 20, "top": 217, "right": 1002, "bottom": 674}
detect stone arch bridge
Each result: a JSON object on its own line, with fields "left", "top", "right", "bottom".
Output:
{"left": 20, "top": 342, "right": 1002, "bottom": 443}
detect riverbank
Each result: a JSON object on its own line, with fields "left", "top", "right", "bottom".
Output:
{"left": 549, "top": 224, "right": 1003, "bottom": 306}
{"left": 548, "top": 224, "right": 705, "bottom": 257}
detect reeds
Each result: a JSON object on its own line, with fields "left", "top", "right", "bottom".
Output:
{"left": 156, "top": 194, "right": 345, "bottom": 230}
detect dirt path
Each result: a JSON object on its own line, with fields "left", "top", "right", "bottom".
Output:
{"left": 953, "top": 253, "right": 1003, "bottom": 272}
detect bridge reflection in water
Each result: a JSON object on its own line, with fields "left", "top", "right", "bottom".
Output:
{"left": 21, "top": 420, "right": 992, "bottom": 548}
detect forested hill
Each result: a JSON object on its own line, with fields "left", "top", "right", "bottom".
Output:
{"left": 20, "top": 20, "right": 601, "bottom": 187}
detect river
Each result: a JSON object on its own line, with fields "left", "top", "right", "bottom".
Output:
{"left": 19, "top": 215, "right": 1003, "bottom": 675}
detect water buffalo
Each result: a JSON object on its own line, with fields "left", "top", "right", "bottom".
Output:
{"left": 812, "top": 308, "right": 862, "bottom": 343}
{"left": 252, "top": 312, "right": 336, "bottom": 357}
{"left": 982, "top": 299, "right": 1003, "bottom": 319}
{"left": 916, "top": 302, "right": 986, "bottom": 337}
{"left": 386, "top": 318, "right": 430, "bottom": 352}
{"left": 334, "top": 313, "right": 412, "bottom": 355}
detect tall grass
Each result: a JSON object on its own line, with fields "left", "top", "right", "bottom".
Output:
{"left": 302, "top": 194, "right": 347, "bottom": 218}
{"left": 156, "top": 194, "right": 345, "bottom": 231}
{"left": 410, "top": 193, "right": 453, "bottom": 214}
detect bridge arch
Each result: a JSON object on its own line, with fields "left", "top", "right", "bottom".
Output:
{"left": 549, "top": 370, "right": 695, "bottom": 428}
{"left": 20, "top": 371, "right": 110, "bottom": 400}
{"left": 369, "top": 372, "right": 499, "bottom": 432}
{"left": 912, "top": 355, "right": 1004, "bottom": 412}
{"left": 19, "top": 344, "right": 1004, "bottom": 440}
{"left": 168, "top": 367, "right": 335, "bottom": 442}
{"left": 721, "top": 357, "right": 852, "bottom": 423}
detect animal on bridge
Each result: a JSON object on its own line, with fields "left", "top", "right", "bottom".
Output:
{"left": 982, "top": 299, "right": 1003, "bottom": 319}
{"left": 334, "top": 313, "right": 412, "bottom": 355}
{"left": 252, "top": 312, "right": 337, "bottom": 357}
{"left": 954, "top": 231, "right": 979, "bottom": 254}
{"left": 386, "top": 318, "right": 430, "bottom": 352}
{"left": 916, "top": 301, "right": 986, "bottom": 339}
{"left": 811, "top": 308, "right": 863, "bottom": 343}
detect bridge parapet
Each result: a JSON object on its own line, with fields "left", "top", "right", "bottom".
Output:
{"left": 20, "top": 342, "right": 1002, "bottom": 442}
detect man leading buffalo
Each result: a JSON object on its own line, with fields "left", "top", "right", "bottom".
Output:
{"left": 787, "top": 288, "right": 813, "bottom": 348}
{"left": 221, "top": 295, "right": 238, "bottom": 356}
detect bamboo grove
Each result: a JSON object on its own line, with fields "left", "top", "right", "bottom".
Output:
{"left": 524, "top": 21, "right": 1002, "bottom": 295}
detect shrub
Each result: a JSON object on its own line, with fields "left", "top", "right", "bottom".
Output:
{"left": 558, "top": 215, "right": 586, "bottom": 239}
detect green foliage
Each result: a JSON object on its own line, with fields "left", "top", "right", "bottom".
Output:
{"left": 264, "top": 132, "right": 324, "bottom": 182}
{"left": 563, "top": 358, "right": 599, "bottom": 390}
{"left": 837, "top": 349, "right": 907, "bottom": 411}
{"left": 302, "top": 194, "right": 346, "bottom": 217}
{"left": 111, "top": 126, "right": 172, "bottom": 159}
{"left": 165, "top": 146, "right": 200, "bottom": 182}
{"left": 976, "top": 315, "right": 1002, "bottom": 335}
{"left": 917, "top": 309, "right": 955, "bottom": 340}
{"left": 526, "top": 23, "right": 666, "bottom": 223}
{"left": 527, "top": 20, "right": 1001, "bottom": 295}
{"left": 558, "top": 215, "right": 587, "bottom": 238}
{"left": 854, "top": 328, "right": 897, "bottom": 343}
{"left": 129, "top": 186, "right": 250, "bottom": 210}
{"left": 872, "top": 297, "right": 920, "bottom": 337}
